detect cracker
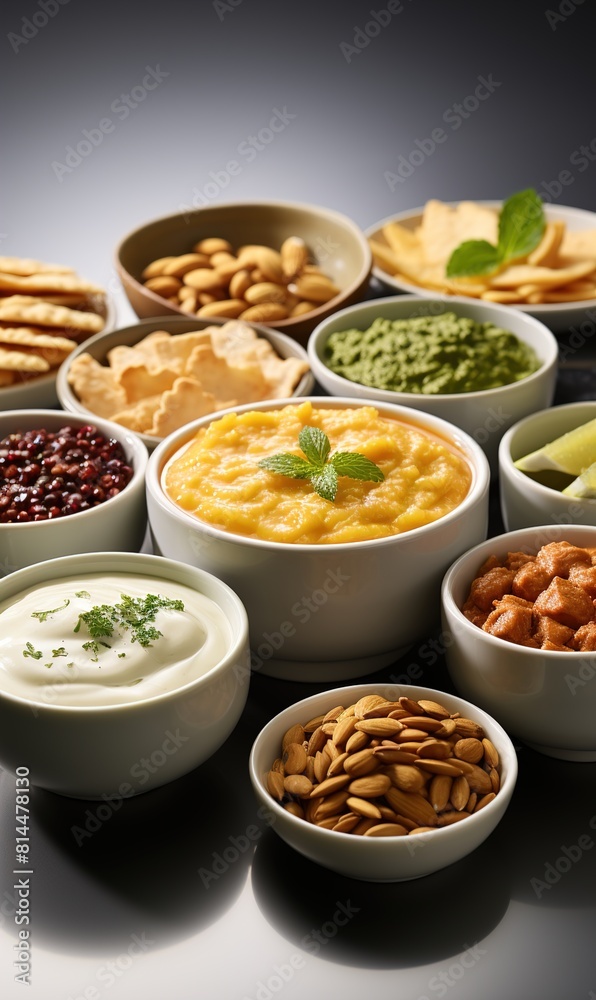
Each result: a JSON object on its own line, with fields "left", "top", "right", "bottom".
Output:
{"left": 0, "top": 346, "right": 49, "bottom": 372}
{"left": 0, "top": 256, "right": 75, "bottom": 276}
{"left": 118, "top": 364, "right": 178, "bottom": 403}
{"left": 0, "top": 326, "right": 76, "bottom": 352}
{"left": 185, "top": 345, "right": 267, "bottom": 403}
{"left": 527, "top": 220, "right": 566, "bottom": 267}
{"left": 66, "top": 353, "right": 127, "bottom": 418}
{"left": 489, "top": 260, "right": 596, "bottom": 290}
{"left": 0, "top": 296, "right": 105, "bottom": 332}
{"left": 0, "top": 272, "right": 105, "bottom": 295}
{"left": 150, "top": 377, "right": 221, "bottom": 438}
{"left": 110, "top": 396, "right": 163, "bottom": 434}
{"left": 417, "top": 199, "right": 498, "bottom": 266}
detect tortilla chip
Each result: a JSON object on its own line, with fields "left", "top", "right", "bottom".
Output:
{"left": 489, "top": 260, "right": 596, "bottom": 290}
{"left": 111, "top": 396, "right": 163, "bottom": 434}
{"left": 150, "top": 377, "right": 220, "bottom": 438}
{"left": 67, "top": 353, "right": 127, "bottom": 418}
{"left": 417, "top": 199, "right": 498, "bottom": 266}
{"left": 185, "top": 345, "right": 267, "bottom": 403}
{"left": 118, "top": 364, "right": 178, "bottom": 403}
{"left": 527, "top": 220, "right": 566, "bottom": 267}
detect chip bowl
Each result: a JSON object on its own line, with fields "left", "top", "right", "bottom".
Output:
{"left": 249, "top": 683, "right": 517, "bottom": 881}
{"left": 0, "top": 409, "right": 148, "bottom": 574}
{"left": 308, "top": 294, "right": 558, "bottom": 473}
{"left": 56, "top": 315, "right": 314, "bottom": 452}
{"left": 146, "top": 395, "right": 490, "bottom": 681}
{"left": 0, "top": 551, "right": 250, "bottom": 798}
{"left": 366, "top": 202, "right": 596, "bottom": 334}
{"left": 114, "top": 200, "right": 372, "bottom": 345}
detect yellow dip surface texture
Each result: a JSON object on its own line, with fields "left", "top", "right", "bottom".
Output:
{"left": 163, "top": 402, "right": 472, "bottom": 544}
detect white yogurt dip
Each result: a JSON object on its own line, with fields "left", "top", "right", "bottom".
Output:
{"left": 0, "top": 573, "right": 231, "bottom": 707}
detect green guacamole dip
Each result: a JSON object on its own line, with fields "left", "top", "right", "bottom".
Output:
{"left": 323, "top": 312, "right": 540, "bottom": 394}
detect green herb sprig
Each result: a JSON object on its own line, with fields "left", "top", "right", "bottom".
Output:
{"left": 446, "top": 188, "right": 546, "bottom": 279}
{"left": 73, "top": 593, "right": 185, "bottom": 656}
{"left": 258, "top": 426, "right": 384, "bottom": 502}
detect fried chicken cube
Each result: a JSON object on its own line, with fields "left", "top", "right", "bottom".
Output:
{"left": 512, "top": 561, "right": 552, "bottom": 603}
{"left": 462, "top": 603, "right": 489, "bottom": 628}
{"left": 568, "top": 563, "right": 596, "bottom": 600}
{"left": 533, "top": 614, "right": 575, "bottom": 650}
{"left": 533, "top": 576, "right": 595, "bottom": 630}
{"left": 536, "top": 541, "right": 592, "bottom": 580}
{"left": 571, "top": 621, "right": 596, "bottom": 651}
{"left": 467, "top": 566, "right": 515, "bottom": 612}
{"left": 483, "top": 594, "right": 539, "bottom": 647}
{"left": 504, "top": 550, "right": 537, "bottom": 572}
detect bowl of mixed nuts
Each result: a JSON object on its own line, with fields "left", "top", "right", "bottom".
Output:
{"left": 114, "top": 200, "right": 373, "bottom": 344}
{"left": 249, "top": 683, "right": 517, "bottom": 881}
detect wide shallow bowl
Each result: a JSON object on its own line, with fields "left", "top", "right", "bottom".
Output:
{"left": 0, "top": 409, "right": 148, "bottom": 574}
{"left": 56, "top": 314, "right": 315, "bottom": 453}
{"left": 441, "top": 523, "right": 596, "bottom": 761}
{"left": 249, "top": 682, "right": 517, "bottom": 882}
{"left": 0, "top": 291, "right": 116, "bottom": 410}
{"left": 114, "top": 200, "right": 372, "bottom": 344}
{"left": 0, "top": 551, "right": 250, "bottom": 798}
{"left": 366, "top": 202, "right": 596, "bottom": 334}
{"left": 56, "top": 316, "right": 314, "bottom": 451}
{"left": 146, "top": 395, "right": 490, "bottom": 681}
{"left": 308, "top": 294, "right": 559, "bottom": 473}
{"left": 499, "top": 401, "right": 596, "bottom": 530}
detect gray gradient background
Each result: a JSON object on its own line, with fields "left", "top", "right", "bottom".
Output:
{"left": 1, "top": 0, "right": 596, "bottom": 998}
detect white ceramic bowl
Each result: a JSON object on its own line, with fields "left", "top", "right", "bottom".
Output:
{"left": 0, "top": 409, "right": 148, "bottom": 574}
{"left": 146, "top": 396, "right": 490, "bottom": 681}
{"left": 249, "top": 682, "right": 517, "bottom": 882}
{"left": 499, "top": 401, "right": 596, "bottom": 531}
{"left": 441, "top": 523, "right": 596, "bottom": 761}
{"left": 56, "top": 314, "right": 314, "bottom": 452}
{"left": 0, "top": 551, "right": 250, "bottom": 798}
{"left": 308, "top": 295, "right": 559, "bottom": 474}
{"left": 366, "top": 202, "right": 596, "bottom": 334}
{"left": 0, "top": 291, "right": 116, "bottom": 410}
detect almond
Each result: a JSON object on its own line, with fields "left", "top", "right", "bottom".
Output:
{"left": 437, "top": 810, "right": 471, "bottom": 826}
{"left": 417, "top": 699, "right": 451, "bottom": 719}
{"left": 354, "top": 693, "right": 389, "bottom": 719}
{"left": 244, "top": 281, "right": 288, "bottom": 306}
{"left": 283, "top": 742, "right": 307, "bottom": 775}
{"left": 332, "top": 715, "right": 359, "bottom": 746}
{"left": 307, "top": 725, "right": 327, "bottom": 756}
{"left": 267, "top": 770, "right": 285, "bottom": 800}
{"left": 385, "top": 764, "right": 426, "bottom": 793}
{"left": 309, "top": 774, "right": 352, "bottom": 798}
{"left": 284, "top": 800, "right": 304, "bottom": 819}
{"left": 346, "top": 796, "right": 383, "bottom": 820}
{"left": 289, "top": 274, "right": 340, "bottom": 303}
{"left": 363, "top": 823, "right": 409, "bottom": 837}
{"left": 332, "top": 812, "right": 360, "bottom": 833}
{"left": 384, "top": 787, "right": 438, "bottom": 827}
{"left": 196, "top": 298, "right": 246, "bottom": 319}
{"left": 453, "top": 738, "right": 484, "bottom": 764}
{"left": 144, "top": 275, "right": 182, "bottom": 298}
{"left": 450, "top": 775, "right": 470, "bottom": 811}
{"left": 345, "top": 730, "right": 370, "bottom": 753}
{"left": 282, "top": 722, "right": 306, "bottom": 751}
{"left": 182, "top": 267, "right": 226, "bottom": 292}
{"left": 417, "top": 740, "right": 451, "bottom": 760}
{"left": 228, "top": 268, "right": 253, "bottom": 299}
{"left": 474, "top": 792, "right": 496, "bottom": 812}
{"left": 343, "top": 747, "right": 378, "bottom": 777}
{"left": 238, "top": 245, "right": 284, "bottom": 283}
{"left": 141, "top": 256, "right": 177, "bottom": 279}
{"left": 398, "top": 715, "right": 444, "bottom": 733}
{"left": 415, "top": 759, "right": 465, "bottom": 777}
{"left": 482, "top": 738, "right": 500, "bottom": 769}
{"left": 290, "top": 300, "right": 317, "bottom": 317}
{"left": 453, "top": 717, "right": 485, "bottom": 740}
{"left": 284, "top": 774, "right": 313, "bottom": 797}
{"left": 464, "top": 764, "right": 493, "bottom": 795}
{"left": 327, "top": 751, "right": 350, "bottom": 777}
{"left": 429, "top": 774, "right": 452, "bottom": 812}
{"left": 163, "top": 253, "right": 211, "bottom": 277}
{"left": 312, "top": 790, "right": 350, "bottom": 821}
{"left": 348, "top": 773, "right": 392, "bottom": 798}
{"left": 193, "top": 237, "right": 234, "bottom": 255}
{"left": 355, "top": 718, "right": 405, "bottom": 737}
{"left": 281, "top": 236, "right": 308, "bottom": 279}
{"left": 239, "top": 302, "right": 289, "bottom": 323}
{"left": 398, "top": 696, "right": 423, "bottom": 714}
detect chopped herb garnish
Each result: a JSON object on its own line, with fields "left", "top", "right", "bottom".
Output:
{"left": 75, "top": 590, "right": 91, "bottom": 599}
{"left": 52, "top": 647, "right": 67, "bottom": 657}
{"left": 31, "top": 599, "right": 70, "bottom": 622}
{"left": 258, "top": 426, "right": 384, "bottom": 502}
{"left": 23, "top": 642, "right": 43, "bottom": 660}
{"left": 73, "top": 593, "right": 185, "bottom": 658}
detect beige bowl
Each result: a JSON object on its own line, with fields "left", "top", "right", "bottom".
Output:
{"left": 114, "top": 200, "right": 372, "bottom": 345}
{"left": 56, "top": 315, "right": 314, "bottom": 452}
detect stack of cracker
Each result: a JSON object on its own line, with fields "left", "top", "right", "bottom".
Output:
{"left": 0, "top": 256, "right": 107, "bottom": 388}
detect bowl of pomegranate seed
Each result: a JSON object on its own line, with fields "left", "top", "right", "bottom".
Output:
{"left": 0, "top": 409, "right": 148, "bottom": 573}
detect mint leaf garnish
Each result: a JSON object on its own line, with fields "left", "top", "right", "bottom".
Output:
{"left": 258, "top": 426, "right": 384, "bottom": 502}
{"left": 446, "top": 188, "right": 545, "bottom": 278}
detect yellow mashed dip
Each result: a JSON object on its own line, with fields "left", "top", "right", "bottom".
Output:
{"left": 163, "top": 402, "right": 472, "bottom": 545}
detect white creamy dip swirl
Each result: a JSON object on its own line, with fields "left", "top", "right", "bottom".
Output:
{"left": 0, "top": 573, "right": 231, "bottom": 707}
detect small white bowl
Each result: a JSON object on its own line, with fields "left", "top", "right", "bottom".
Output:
{"left": 146, "top": 395, "right": 490, "bottom": 681}
{"left": 0, "top": 292, "right": 117, "bottom": 410}
{"left": 57, "top": 314, "right": 314, "bottom": 452}
{"left": 0, "top": 551, "right": 250, "bottom": 798}
{"left": 366, "top": 202, "right": 596, "bottom": 334}
{"left": 499, "top": 401, "right": 596, "bottom": 531}
{"left": 0, "top": 409, "right": 148, "bottom": 574}
{"left": 249, "top": 683, "right": 517, "bottom": 882}
{"left": 308, "top": 295, "right": 558, "bottom": 473}
{"left": 441, "top": 524, "right": 596, "bottom": 761}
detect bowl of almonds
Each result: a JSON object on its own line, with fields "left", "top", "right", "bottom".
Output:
{"left": 114, "top": 200, "right": 373, "bottom": 345}
{"left": 249, "top": 683, "right": 517, "bottom": 881}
